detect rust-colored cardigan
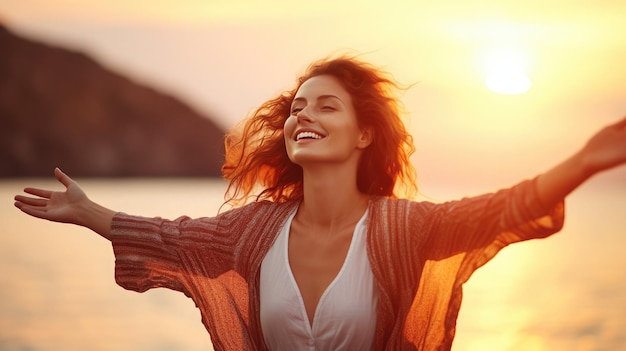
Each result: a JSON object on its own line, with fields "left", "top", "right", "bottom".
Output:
{"left": 111, "top": 178, "right": 564, "bottom": 350}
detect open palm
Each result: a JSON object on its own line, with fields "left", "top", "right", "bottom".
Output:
{"left": 14, "top": 168, "right": 88, "bottom": 225}
{"left": 582, "top": 117, "right": 626, "bottom": 173}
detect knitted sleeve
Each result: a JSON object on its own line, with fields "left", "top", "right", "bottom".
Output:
{"left": 109, "top": 201, "right": 296, "bottom": 351}
{"left": 111, "top": 213, "right": 232, "bottom": 295}
{"left": 401, "top": 177, "right": 565, "bottom": 350}
{"left": 419, "top": 177, "right": 564, "bottom": 264}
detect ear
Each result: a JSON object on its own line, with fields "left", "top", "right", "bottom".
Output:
{"left": 357, "top": 127, "right": 374, "bottom": 149}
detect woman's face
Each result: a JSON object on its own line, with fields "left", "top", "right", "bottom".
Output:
{"left": 284, "top": 75, "right": 371, "bottom": 167}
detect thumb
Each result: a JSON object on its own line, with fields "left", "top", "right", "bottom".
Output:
{"left": 54, "top": 167, "right": 74, "bottom": 188}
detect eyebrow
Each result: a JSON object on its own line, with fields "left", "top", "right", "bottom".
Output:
{"left": 292, "top": 94, "right": 344, "bottom": 105}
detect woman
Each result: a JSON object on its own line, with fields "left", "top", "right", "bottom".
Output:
{"left": 14, "top": 56, "right": 626, "bottom": 350}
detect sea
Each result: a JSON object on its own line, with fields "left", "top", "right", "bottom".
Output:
{"left": 1, "top": 177, "right": 625, "bottom": 351}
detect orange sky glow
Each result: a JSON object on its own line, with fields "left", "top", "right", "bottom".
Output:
{"left": 3, "top": 0, "right": 625, "bottom": 193}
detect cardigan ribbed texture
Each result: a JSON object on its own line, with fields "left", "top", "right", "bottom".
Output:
{"left": 110, "top": 178, "right": 564, "bottom": 350}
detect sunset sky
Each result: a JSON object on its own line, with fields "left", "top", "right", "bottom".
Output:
{"left": 3, "top": 0, "right": 626, "bottom": 193}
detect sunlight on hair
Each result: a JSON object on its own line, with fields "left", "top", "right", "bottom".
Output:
{"left": 482, "top": 48, "right": 531, "bottom": 94}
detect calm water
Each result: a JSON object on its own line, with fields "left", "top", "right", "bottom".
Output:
{"left": 1, "top": 178, "right": 625, "bottom": 351}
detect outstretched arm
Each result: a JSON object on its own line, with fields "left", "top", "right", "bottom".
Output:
{"left": 536, "top": 116, "right": 626, "bottom": 209}
{"left": 14, "top": 167, "right": 116, "bottom": 241}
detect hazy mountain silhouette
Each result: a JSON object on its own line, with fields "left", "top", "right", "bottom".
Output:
{"left": 0, "top": 23, "right": 225, "bottom": 177}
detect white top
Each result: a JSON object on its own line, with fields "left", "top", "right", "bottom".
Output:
{"left": 260, "top": 209, "right": 378, "bottom": 351}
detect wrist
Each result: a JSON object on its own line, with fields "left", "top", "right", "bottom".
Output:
{"left": 77, "top": 198, "right": 116, "bottom": 240}
{"left": 572, "top": 148, "right": 600, "bottom": 180}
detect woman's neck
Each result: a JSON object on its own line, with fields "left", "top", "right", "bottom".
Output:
{"left": 298, "top": 165, "right": 369, "bottom": 230}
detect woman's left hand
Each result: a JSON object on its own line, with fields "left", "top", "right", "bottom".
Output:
{"left": 578, "top": 116, "right": 626, "bottom": 176}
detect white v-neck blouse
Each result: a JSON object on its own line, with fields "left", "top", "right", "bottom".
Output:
{"left": 260, "top": 209, "right": 377, "bottom": 351}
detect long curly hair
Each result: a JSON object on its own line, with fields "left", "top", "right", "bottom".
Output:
{"left": 222, "top": 55, "right": 417, "bottom": 205}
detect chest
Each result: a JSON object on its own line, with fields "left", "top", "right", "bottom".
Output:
{"left": 259, "top": 210, "right": 378, "bottom": 350}
{"left": 288, "top": 224, "right": 354, "bottom": 311}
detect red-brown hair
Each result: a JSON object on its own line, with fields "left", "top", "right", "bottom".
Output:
{"left": 222, "top": 55, "right": 417, "bottom": 205}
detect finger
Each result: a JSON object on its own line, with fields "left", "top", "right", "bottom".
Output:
{"left": 15, "top": 203, "right": 51, "bottom": 220}
{"left": 14, "top": 195, "right": 48, "bottom": 207}
{"left": 55, "top": 167, "right": 74, "bottom": 188}
{"left": 23, "top": 187, "right": 53, "bottom": 199}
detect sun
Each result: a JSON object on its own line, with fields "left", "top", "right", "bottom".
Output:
{"left": 485, "top": 69, "right": 531, "bottom": 95}
{"left": 482, "top": 48, "right": 531, "bottom": 94}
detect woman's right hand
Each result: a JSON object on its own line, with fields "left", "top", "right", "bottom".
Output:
{"left": 14, "top": 167, "right": 87, "bottom": 224}
{"left": 14, "top": 168, "right": 116, "bottom": 239}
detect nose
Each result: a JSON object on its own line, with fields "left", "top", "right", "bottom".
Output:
{"left": 296, "top": 106, "right": 315, "bottom": 124}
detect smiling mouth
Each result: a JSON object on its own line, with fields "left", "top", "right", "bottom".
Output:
{"left": 295, "top": 131, "right": 325, "bottom": 141}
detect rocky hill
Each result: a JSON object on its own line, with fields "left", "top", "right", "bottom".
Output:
{"left": 0, "top": 24, "right": 225, "bottom": 177}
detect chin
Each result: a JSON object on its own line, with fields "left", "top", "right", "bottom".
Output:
{"left": 288, "top": 152, "right": 328, "bottom": 165}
